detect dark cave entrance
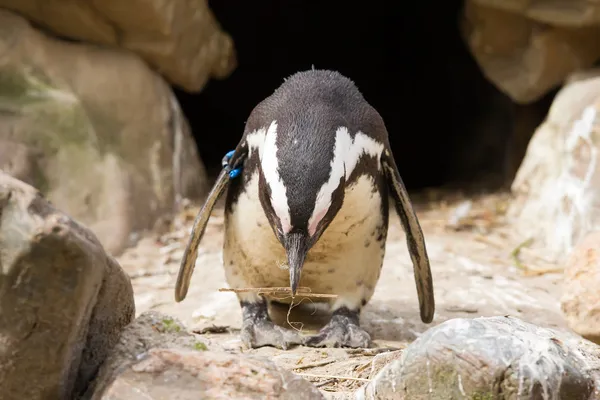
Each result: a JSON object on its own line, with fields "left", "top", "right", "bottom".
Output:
{"left": 174, "top": 0, "right": 555, "bottom": 191}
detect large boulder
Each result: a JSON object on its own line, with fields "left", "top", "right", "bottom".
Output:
{"left": 461, "top": 0, "right": 600, "bottom": 104}
{"left": 0, "top": 0, "right": 236, "bottom": 91}
{"left": 508, "top": 74, "right": 600, "bottom": 263}
{"left": 356, "top": 316, "right": 600, "bottom": 399}
{"left": 470, "top": 0, "right": 600, "bottom": 26}
{"left": 86, "top": 311, "right": 324, "bottom": 400}
{"left": 0, "top": 10, "right": 208, "bottom": 255}
{"left": 561, "top": 231, "right": 600, "bottom": 345}
{"left": 0, "top": 171, "right": 135, "bottom": 400}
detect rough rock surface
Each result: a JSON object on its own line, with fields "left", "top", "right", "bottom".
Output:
{"left": 508, "top": 74, "right": 600, "bottom": 263}
{"left": 117, "top": 192, "right": 574, "bottom": 397}
{"left": 355, "top": 316, "right": 600, "bottom": 400}
{"left": 88, "top": 311, "right": 324, "bottom": 400}
{"left": 0, "top": 10, "right": 208, "bottom": 255}
{"left": 461, "top": 0, "right": 600, "bottom": 104}
{"left": 0, "top": 171, "right": 135, "bottom": 400}
{"left": 561, "top": 231, "right": 600, "bottom": 345}
{"left": 471, "top": 0, "right": 600, "bottom": 27}
{"left": 0, "top": 0, "right": 236, "bottom": 91}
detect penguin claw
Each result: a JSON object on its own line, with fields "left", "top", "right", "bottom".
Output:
{"left": 304, "top": 308, "right": 372, "bottom": 349}
{"left": 240, "top": 320, "right": 303, "bottom": 350}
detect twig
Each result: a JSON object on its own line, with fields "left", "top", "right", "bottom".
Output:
{"left": 315, "top": 379, "right": 337, "bottom": 388}
{"left": 346, "top": 347, "right": 404, "bottom": 356}
{"left": 473, "top": 235, "right": 504, "bottom": 248}
{"left": 193, "top": 325, "right": 230, "bottom": 334}
{"left": 510, "top": 237, "right": 534, "bottom": 270}
{"left": 218, "top": 287, "right": 338, "bottom": 298}
{"left": 355, "top": 361, "right": 373, "bottom": 373}
{"left": 286, "top": 297, "right": 310, "bottom": 332}
{"left": 219, "top": 287, "right": 336, "bottom": 333}
{"left": 220, "top": 286, "right": 311, "bottom": 293}
{"left": 293, "top": 360, "right": 336, "bottom": 370}
{"left": 522, "top": 267, "right": 564, "bottom": 277}
{"left": 509, "top": 238, "right": 563, "bottom": 276}
{"left": 444, "top": 306, "right": 479, "bottom": 314}
{"left": 296, "top": 372, "right": 371, "bottom": 382}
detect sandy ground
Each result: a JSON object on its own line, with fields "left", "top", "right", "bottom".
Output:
{"left": 117, "top": 189, "right": 568, "bottom": 398}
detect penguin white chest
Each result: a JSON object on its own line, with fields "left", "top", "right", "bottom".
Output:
{"left": 223, "top": 171, "right": 387, "bottom": 307}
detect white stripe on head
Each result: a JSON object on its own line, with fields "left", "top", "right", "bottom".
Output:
{"left": 246, "top": 127, "right": 266, "bottom": 158}
{"left": 247, "top": 121, "right": 292, "bottom": 234}
{"left": 308, "top": 127, "right": 384, "bottom": 236}
{"left": 309, "top": 128, "right": 350, "bottom": 236}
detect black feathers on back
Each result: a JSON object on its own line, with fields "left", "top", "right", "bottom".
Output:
{"left": 257, "top": 70, "right": 386, "bottom": 230}
{"left": 226, "top": 70, "right": 391, "bottom": 224}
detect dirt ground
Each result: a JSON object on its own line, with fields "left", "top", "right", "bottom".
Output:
{"left": 117, "top": 188, "right": 569, "bottom": 399}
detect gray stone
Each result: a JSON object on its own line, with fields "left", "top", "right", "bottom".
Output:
{"left": 87, "top": 311, "right": 324, "bottom": 400}
{"left": 0, "top": 10, "right": 208, "bottom": 256}
{"left": 356, "top": 316, "right": 600, "bottom": 399}
{"left": 508, "top": 74, "right": 600, "bottom": 264}
{"left": 0, "top": 171, "right": 135, "bottom": 400}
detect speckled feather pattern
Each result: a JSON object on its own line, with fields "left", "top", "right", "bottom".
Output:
{"left": 220, "top": 69, "right": 434, "bottom": 324}
{"left": 223, "top": 171, "right": 388, "bottom": 311}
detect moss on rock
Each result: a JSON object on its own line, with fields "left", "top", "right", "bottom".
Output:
{"left": 193, "top": 342, "right": 208, "bottom": 351}
{"left": 160, "top": 317, "right": 183, "bottom": 333}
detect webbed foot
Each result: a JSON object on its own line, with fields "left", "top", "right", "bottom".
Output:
{"left": 240, "top": 301, "right": 303, "bottom": 350}
{"left": 304, "top": 307, "right": 372, "bottom": 348}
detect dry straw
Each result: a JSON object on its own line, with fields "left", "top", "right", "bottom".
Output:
{"left": 218, "top": 286, "right": 337, "bottom": 332}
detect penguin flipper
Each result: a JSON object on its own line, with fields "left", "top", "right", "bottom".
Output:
{"left": 381, "top": 149, "right": 435, "bottom": 323}
{"left": 174, "top": 168, "right": 230, "bottom": 302}
{"left": 174, "top": 145, "right": 248, "bottom": 302}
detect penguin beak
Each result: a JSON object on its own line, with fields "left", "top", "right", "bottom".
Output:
{"left": 284, "top": 231, "right": 309, "bottom": 296}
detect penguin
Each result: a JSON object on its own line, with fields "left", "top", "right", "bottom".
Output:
{"left": 175, "top": 69, "right": 435, "bottom": 349}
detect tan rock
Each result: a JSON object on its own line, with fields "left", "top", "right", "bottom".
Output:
{"left": 0, "top": 10, "right": 208, "bottom": 255}
{"left": 0, "top": 0, "right": 236, "bottom": 91}
{"left": 0, "top": 171, "right": 135, "bottom": 400}
{"left": 461, "top": 0, "right": 600, "bottom": 104}
{"left": 508, "top": 74, "right": 600, "bottom": 263}
{"left": 561, "top": 231, "right": 600, "bottom": 345}
{"left": 471, "top": 0, "right": 600, "bottom": 27}
{"left": 566, "top": 68, "right": 600, "bottom": 85}
{"left": 97, "top": 349, "right": 326, "bottom": 400}
{"left": 86, "top": 311, "right": 324, "bottom": 400}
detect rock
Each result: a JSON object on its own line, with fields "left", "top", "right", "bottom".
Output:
{"left": 0, "top": 0, "right": 236, "bottom": 91}
{"left": 0, "top": 171, "right": 135, "bottom": 400}
{"left": 566, "top": 68, "right": 600, "bottom": 85}
{"left": 471, "top": 0, "right": 600, "bottom": 27}
{"left": 561, "top": 231, "right": 600, "bottom": 345}
{"left": 84, "top": 311, "right": 206, "bottom": 398}
{"left": 0, "top": 10, "right": 208, "bottom": 255}
{"left": 87, "top": 311, "right": 324, "bottom": 400}
{"left": 96, "top": 349, "right": 326, "bottom": 400}
{"left": 508, "top": 74, "right": 600, "bottom": 263}
{"left": 461, "top": 0, "right": 600, "bottom": 103}
{"left": 356, "top": 316, "right": 600, "bottom": 399}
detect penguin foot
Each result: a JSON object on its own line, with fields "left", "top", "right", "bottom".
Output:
{"left": 304, "top": 307, "right": 372, "bottom": 348}
{"left": 240, "top": 301, "right": 303, "bottom": 350}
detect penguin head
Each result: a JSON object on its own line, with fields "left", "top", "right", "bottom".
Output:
{"left": 255, "top": 118, "right": 347, "bottom": 294}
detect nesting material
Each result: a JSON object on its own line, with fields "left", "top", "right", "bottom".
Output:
{"left": 218, "top": 287, "right": 338, "bottom": 333}
{"left": 218, "top": 287, "right": 338, "bottom": 299}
